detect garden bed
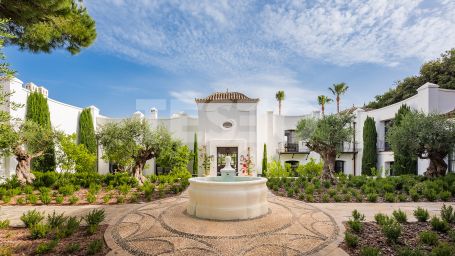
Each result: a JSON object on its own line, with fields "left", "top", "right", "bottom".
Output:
{"left": 267, "top": 174, "right": 455, "bottom": 203}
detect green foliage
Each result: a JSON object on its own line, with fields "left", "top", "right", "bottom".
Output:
{"left": 392, "top": 209, "right": 407, "bottom": 223}
{"left": 367, "top": 49, "right": 455, "bottom": 109}
{"left": 419, "top": 230, "right": 438, "bottom": 246}
{"left": 431, "top": 243, "right": 455, "bottom": 256}
{"left": 397, "top": 247, "right": 426, "bottom": 256}
{"left": 385, "top": 192, "right": 396, "bottom": 202}
{"left": 34, "top": 239, "right": 58, "bottom": 254}
{"left": 87, "top": 240, "right": 103, "bottom": 255}
{"left": 440, "top": 204, "right": 454, "bottom": 223}
{"left": 388, "top": 111, "right": 455, "bottom": 177}
{"left": 57, "top": 133, "right": 96, "bottom": 172}
{"left": 193, "top": 133, "right": 198, "bottom": 174}
{"left": 296, "top": 158, "right": 322, "bottom": 178}
{"left": 65, "top": 243, "right": 80, "bottom": 254}
{"left": 20, "top": 209, "right": 44, "bottom": 228}
{"left": 0, "top": 219, "right": 9, "bottom": 229}
{"left": 26, "top": 194, "right": 38, "bottom": 204}
{"left": 25, "top": 92, "right": 56, "bottom": 172}
{"left": 84, "top": 209, "right": 105, "bottom": 230}
{"left": 46, "top": 211, "right": 67, "bottom": 229}
{"left": 39, "top": 193, "right": 51, "bottom": 204}
{"left": 266, "top": 161, "right": 290, "bottom": 178}
{"left": 439, "top": 191, "right": 451, "bottom": 201}
{"left": 69, "top": 195, "right": 78, "bottom": 204}
{"left": 413, "top": 207, "right": 430, "bottom": 222}
{"left": 430, "top": 216, "right": 449, "bottom": 233}
{"left": 57, "top": 216, "right": 80, "bottom": 238}
{"left": 0, "top": 0, "right": 96, "bottom": 54}
{"left": 55, "top": 194, "right": 64, "bottom": 204}
{"left": 262, "top": 144, "right": 267, "bottom": 175}
{"left": 360, "top": 247, "right": 380, "bottom": 256}
{"left": 367, "top": 193, "right": 378, "bottom": 202}
{"left": 381, "top": 220, "right": 401, "bottom": 243}
{"left": 375, "top": 213, "right": 394, "bottom": 226}
{"left": 58, "top": 184, "right": 75, "bottom": 196}
{"left": 344, "top": 232, "right": 359, "bottom": 248}
{"left": 29, "top": 223, "right": 50, "bottom": 239}
{"left": 362, "top": 117, "right": 377, "bottom": 175}
{"left": 391, "top": 105, "right": 417, "bottom": 175}
{"left": 78, "top": 108, "right": 96, "bottom": 154}
{"left": 86, "top": 193, "right": 96, "bottom": 204}
{"left": 89, "top": 183, "right": 102, "bottom": 195}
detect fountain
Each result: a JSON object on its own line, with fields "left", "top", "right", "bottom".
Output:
{"left": 186, "top": 156, "right": 268, "bottom": 220}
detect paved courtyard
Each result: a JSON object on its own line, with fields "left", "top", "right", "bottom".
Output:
{"left": 104, "top": 194, "right": 339, "bottom": 256}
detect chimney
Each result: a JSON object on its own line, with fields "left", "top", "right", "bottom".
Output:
{"left": 150, "top": 108, "right": 158, "bottom": 119}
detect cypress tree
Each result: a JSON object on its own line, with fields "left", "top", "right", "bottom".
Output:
{"left": 361, "top": 117, "right": 377, "bottom": 175}
{"left": 391, "top": 104, "right": 417, "bottom": 175}
{"left": 78, "top": 108, "right": 96, "bottom": 154}
{"left": 192, "top": 133, "right": 198, "bottom": 175}
{"left": 262, "top": 144, "right": 267, "bottom": 175}
{"left": 25, "top": 92, "right": 55, "bottom": 172}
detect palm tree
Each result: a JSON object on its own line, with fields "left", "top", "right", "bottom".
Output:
{"left": 317, "top": 95, "right": 333, "bottom": 116}
{"left": 275, "top": 90, "right": 285, "bottom": 115}
{"left": 329, "top": 82, "right": 349, "bottom": 113}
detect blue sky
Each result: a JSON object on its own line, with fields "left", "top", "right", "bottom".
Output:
{"left": 5, "top": 0, "right": 455, "bottom": 117}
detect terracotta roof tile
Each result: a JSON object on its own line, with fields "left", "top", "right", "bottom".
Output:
{"left": 195, "top": 91, "right": 259, "bottom": 103}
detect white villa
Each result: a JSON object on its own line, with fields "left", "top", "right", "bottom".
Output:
{"left": 2, "top": 77, "right": 455, "bottom": 178}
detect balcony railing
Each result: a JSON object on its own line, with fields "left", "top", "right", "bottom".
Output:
{"left": 278, "top": 141, "right": 358, "bottom": 153}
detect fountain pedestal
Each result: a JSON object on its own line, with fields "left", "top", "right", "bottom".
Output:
{"left": 187, "top": 156, "right": 268, "bottom": 221}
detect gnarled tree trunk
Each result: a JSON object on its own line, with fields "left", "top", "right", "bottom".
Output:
{"left": 424, "top": 152, "right": 447, "bottom": 177}
{"left": 14, "top": 146, "right": 37, "bottom": 185}
{"left": 321, "top": 150, "right": 337, "bottom": 184}
{"left": 132, "top": 150, "right": 154, "bottom": 186}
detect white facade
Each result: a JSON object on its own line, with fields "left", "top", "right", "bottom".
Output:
{"left": 2, "top": 77, "right": 455, "bottom": 179}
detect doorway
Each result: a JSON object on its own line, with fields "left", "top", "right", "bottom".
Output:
{"left": 217, "top": 147, "right": 238, "bottom": 176}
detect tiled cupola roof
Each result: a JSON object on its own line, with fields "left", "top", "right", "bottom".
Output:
{"left": 195, "top": 91, "right": 259, "bottom": 103}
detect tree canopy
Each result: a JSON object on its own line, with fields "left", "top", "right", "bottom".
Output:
{"left": 97, "top": 118, "right": 174, "bottom": 184}
{"left": 387, "top": 111, "right": 455, "bottom": 177}
{"left": 296, "top": 114, "right": 353, "bottom": 182}
{"left": 367, "top": 49, "right": 455, "bottom": 109}
{"left": 361, "top": 116, "right": 377, "bottom": 175}
{"left": 391, "top": 105, "right": 417, "bottom": 175}
{"left": 78, "top": 108, "right": 96, "bottom": 154}
{"left": 57, "top": 133, "right": 96, "bottom": 173}
{"left": 0, "top": 0, "right": 96, "bottom": 54}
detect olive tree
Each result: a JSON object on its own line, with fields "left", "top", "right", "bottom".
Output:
{"left": 97, "top": 117, "right": 173, "bottom": 185}
{"left": 296, "top": 114, "right": 353, "bottom": 183}
{"left": 0, "top": 121, "right": 56, "bottom": 184}
{"left": 387, "top": 111, "right": 455, "bottom": 177}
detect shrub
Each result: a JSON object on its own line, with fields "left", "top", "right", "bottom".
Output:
{"left": 38, "top": 186, "right": 51, "bottom": 195}
{"left": 87, "top": 240, "right": 103, "bottom": 255}
{"left": 2, "top": 195, "right": 11, "bottom": 203}
{"left": 58, "top": 184, "right": 75, "bottom": 196}
{"left": 298, "top": 193, "right": 305, "bottom": 200}
{"left": 440, "top": 204, "right": 454, "bottom": 223}
{"left": 344, "top": 232, "right": 359, "bottom": 248}
{"left": 116, "top": 195, "right": 125, "bottom": 204}
{"left": 30, "top": 223, "right": 50, "bottom": 239}
{"left": 16, "top": 197, "right": 25, "bottom": 205}
{"left": 55, "top": 195, "right": 64, "bottom": 204}
{"left": 87, "top": 193, "right": 96, "bottom": 204}
{"left": 439, "top": 191, "right": 451, "bottom": 202}
{"left": 431, "top": 243, "right": 455, "bottom": 256}
{"left": 286, "top": 188, "right": 294, "bottom": 197}
{"left": 397, "top": 247, "right": 426, "bottom": 256}
{"left": 381, "top": 221, "right": 401, "bottom": 243}
{"left": 57, "top": 216, "right": 80, "bottom": 238}
{"left": 35, "top": 239, "right": 58, "bottom": 254}
{"left": 69, "top": 195, "right": 79, "bottom": 204}
{"left": 360, "top": 246, "right": 380, "bottom": 256}
{"left": 322, "top": 194, "right": 329, "bottom": 202}
{"left": 367, "top": 193, "right": 378, "bottom": 202}
{"left": 26, "top": 194, "right": 38, "bottom": 204}
{"left": 39, "top": 193, "right": 51, "bottom": 204}
{"left": 392, "top": 209, "right": 407, "bottom": 223}
{"left": 409, "top": 188, "right": 420, "bottom": 202}
{"left": 344, "top": 193, "right": 352, "bottom": 201}
{"left": 129, "top": 192, "right": 139, "bottom": 203}
{"left": 423, "top": 188, "right": 437, "bottom": 201}
{"left": 0, "top": 245, "right": 12, "bottom": 256}
{"left": 347, "top": 220, "right": 362, "bottom": 233}
{"left": 413, "top": 207, "right": 430, "bottom": 222}
{"left": 21, "top": 210, "right": 44, "bottom": 228}
{"left": 419, "top": 230, "right": 438, "bottom": 246}
{"left": 84, "top": 209, "right": 105, "bottom": 235}
{"left": 355, "top": 194, "right": 363, "bottom": 202}
{"left": 0, "top": 219, "right": 9, "bottom": 229}
{"left": 385, "top": 192, "right": 396, "bottom": 202}
{"left": 88, "top": 183, "right": 102, "bottom": 195}
{"left": 47, "top": 211, "right": 67, "bottom": 229}
{"left": 328, "top": 188, "right": 337, "bottom": 197}
{"left": 23, "top": 185, "right": 34, "bottom": 195}
{"left": 103, "top": 194, "right": 111, "bottom": 204}
{"left": 306, "top": 194, "right": 314, "bottom": 202}
{"left": 374, "top": 213, "right": 392, "bottom": 226}
{"left": 305, "top": 184, "right": 315, "bottom": 195}
{"left": 352, "top": 210, "right": 365, "bottom": 221}
{"left": 398, "top": 194, "right": 407, "bottom": 202}
{"left": 449, "top": 230, "right": 455, "bottom": 242}
{"left": 430, "top": 216, "right": 449, "bottom": 233}
{"left": 333, "top": 194, "right": 342, "bottom": 202}
{"left": 65, "top": 243, "right": 80, "bottom": 254}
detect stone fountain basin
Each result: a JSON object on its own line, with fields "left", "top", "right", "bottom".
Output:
{"left": 186, "top": 176, "right": 268, "bottom": 221}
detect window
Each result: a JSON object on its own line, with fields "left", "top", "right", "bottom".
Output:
{"left": 222, "top": 121, "right": 233, "bottom": 129}
{"left": 335, "top": 160, "right": 345, "bottom": 173}
{"left": 284, "top": 130, "right": 298, "bottom": 152}
{"left": 449, "top": 149, "right": 455, "bottom": 173}
{"left": 384, "top": 120, "right": 393, "bottom": 151}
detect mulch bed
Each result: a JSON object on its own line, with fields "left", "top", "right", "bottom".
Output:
{"left": 0, "top": 225, "right": 109, "bottom": 255}
{"left": 339, "top": 222, "right": 455, "bottom": 255}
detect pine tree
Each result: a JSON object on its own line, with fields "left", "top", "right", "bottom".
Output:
{"left": 262, "top": 144, "right": 267, "bottom": 176}
{"left": 193, "top": 133, "right": 198, "bottom": 175}
{"left": 390, "top": 105, "right": 417, "bottom": 175}
{"left": 78, "top": 108, "right": 96, "bottom": 154}
{"left": 25, "top": 92, "right": 55, "bottom": 172}
{"left": 361, "top": 117, "right": 377, "bottom": 175}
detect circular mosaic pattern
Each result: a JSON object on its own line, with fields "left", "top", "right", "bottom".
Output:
{"left": 108, "top": 194, "right": 338, "bottom": 256}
